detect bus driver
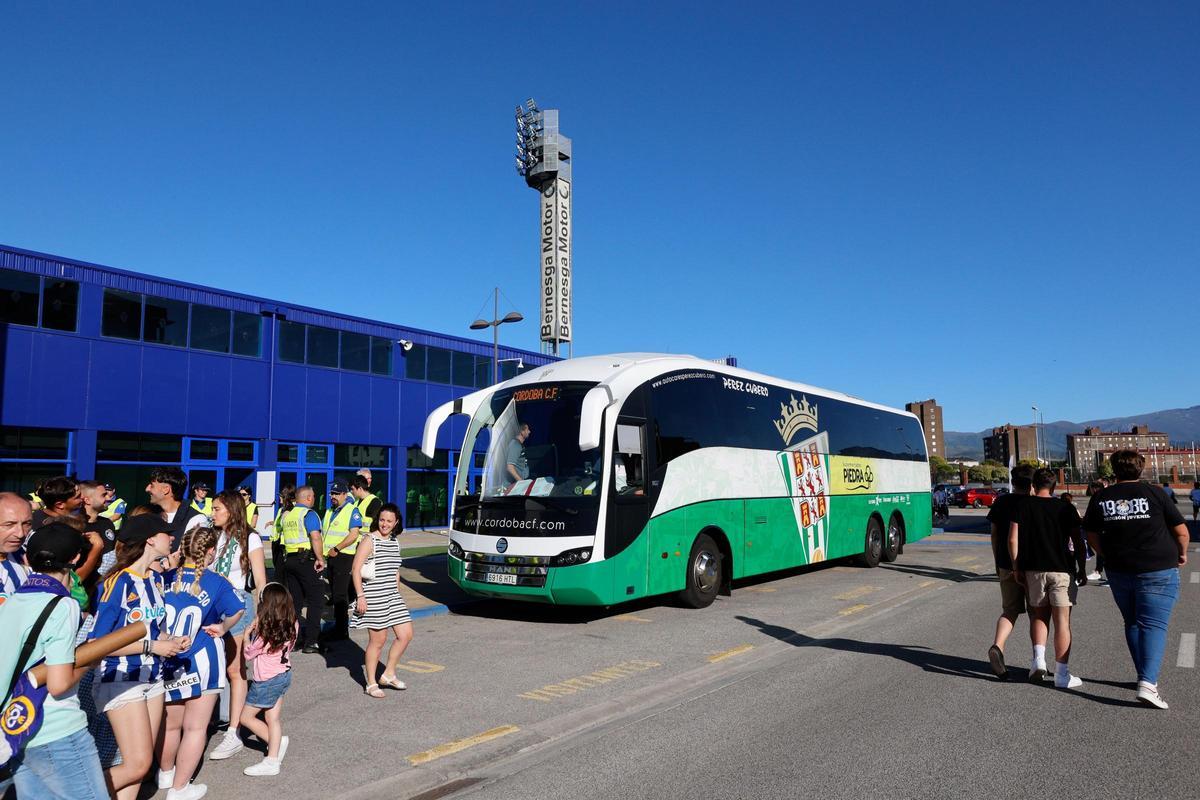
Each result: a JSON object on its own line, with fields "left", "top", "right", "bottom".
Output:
{"left": 506, "top": 423, "right": 531, "bottom": 485}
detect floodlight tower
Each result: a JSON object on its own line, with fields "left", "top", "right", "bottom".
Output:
{"left": 515, "top": 99, "right": 572, "bottom": 357}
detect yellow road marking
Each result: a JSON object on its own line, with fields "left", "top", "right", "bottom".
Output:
{"left": 518, "top": 660, "right": 661, "bottom": 702}
{"left": 952, "top": 555, "right": 975, "bottom": 564}
{"left": 708, "top": 644, "right": 755, "bottom": 663}
{"left": 614, "top": 614, "right": 653, "bottom": 623}
{"left": 918, "top": 580, "right": 937, "bottom": 588}
{"left": 742, "top": 586, "right": 777, "bottom": 593}
{"left": 834, "top": 585, "right": 878, "bottom": 601}
{"left": 839, "top": 603, "right": 869, "bottom": 616}
{"left": 394, "top": 660, "right": 445, "bottom": 674}
{"left": 407, "top": 725, "right": 520, "bottom": 765}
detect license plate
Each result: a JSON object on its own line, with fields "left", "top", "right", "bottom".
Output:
{"left": 485, "top": 572, "right": 517, "bottom": 585}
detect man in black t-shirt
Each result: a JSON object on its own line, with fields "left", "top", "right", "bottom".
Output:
{"left": 1009, "top": 468, "right": 1087, "bottom": 688}
{"left": 983, "top": 464, "right": 1034, "bottom": 680}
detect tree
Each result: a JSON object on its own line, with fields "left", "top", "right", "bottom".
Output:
{"left": 989, "top": 465, "right": 1009, "bottom": 483}
{"left": 929, "top": 455, "right": 957, "bottom": 482}
{"left": 1097, "top": 460, "right": 1114, "bottom": 480}
{"left": 1016, "top": 459, "right": 1040, "bottom": 470}
{"left": 968, "top": 465, "right": 990, "bottom": 483}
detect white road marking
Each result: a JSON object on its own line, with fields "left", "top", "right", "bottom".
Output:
{"left": 1178, "top": 633, "right": 1196, "bottom": 669}
{"left": 1190, "top": 572, "right": 1199, "bottom": 584}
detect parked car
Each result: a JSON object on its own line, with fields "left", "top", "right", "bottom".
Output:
{"left": 958, "top": 487, "right": 998, "bottom": 508}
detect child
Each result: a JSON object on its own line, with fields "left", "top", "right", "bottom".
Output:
{"left": 156, "top": 528, "right": 245, "bottom": 800}
{"left": 240, "top": 582, "right": 298, "bottom": 776}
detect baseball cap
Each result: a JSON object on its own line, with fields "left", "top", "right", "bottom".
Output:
{"left": 117, "top": 514, "right": 171, "bottom": 544}
{"left": 25, "top": 523, "right": 87, "bottom": 570}
{"left": 194, "top": 481, "right": 210, "bottom": 491}
{"left": 330, "top": 479, "right": 350, "bottom": 494}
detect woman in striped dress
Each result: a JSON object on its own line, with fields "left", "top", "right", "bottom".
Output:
{"left": 350, "top": 502, "right": 413, "bottom": 698}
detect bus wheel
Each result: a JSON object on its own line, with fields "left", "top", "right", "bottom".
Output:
{"left": 882, "top": 515, "right": 902, "bottom": 563}
{"left": 859, "top": 518, "right": 883, "bottom": 568}
{"left": 680, "top": 533, "right": 722, "bottom": 608}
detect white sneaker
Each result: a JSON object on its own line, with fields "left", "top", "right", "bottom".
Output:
{"left": 209, "top": 730, "right": 243, "bottom": 760}
{"left": 1029, "top": 660, "right": 1049, "bottom": 682}
{"left": 244, "top": 758, "right": 281, "bottom": 777}
{"left": 1085, "top": 572, "right": 1101, "bottom": 581}
{"left": 1054, "top": 672, "right": 1082, "bottom": 689}
{"left": 158, "top": 767, "right": 176, "bottom": 789}
{"left": 1137, "top": 681, "right": 1169, "bottom": 709}
{"left": 166, "top": 784, "right": 207, "bottom": 800}
{"left": 277, "top": 735, "right": 290, "bottom": 762}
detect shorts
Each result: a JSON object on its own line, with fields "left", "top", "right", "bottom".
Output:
{"left": 996, "top": 568, "right": 1026, "bottom": 616}
{"left": 245, "top": 670, "right": 292, "bottom": 709}
{"left": 1025, "top": 571, "right": 1077, "bottom": 608}
{"left": 227, "top": 588, "right": 256, "bottom": 636}
{"left": 162, "top": 643, "right": 226, "bottom": 702}
{"left": 92, "top": 678, "right": 166, "bottom": 713}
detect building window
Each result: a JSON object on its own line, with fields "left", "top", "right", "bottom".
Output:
{"left": 227, "top": 441, "right": 255, "bottom": 462}
{"left": 426, "top": 347, "right": 451, "bottom": 384}
{"left": 0, "top": 426, "right": 71, "bottom": 460}
{"left": 474, "top": 355, "right": 492, "bottom": 388}
{"left": 405, "top": 344, "right": 427, "bottom": 380}
{"left": 41, "top": 279, "right": 79, "bottom": 332}
{"left": 306, "top": 326, "right": 339, "bottom": 368}
{"left": 305, "top": 445, "right": 329, "bottom": 464}
{"left": 232, "top": 312, "right": 262, "bottom": 357}
{"left": 102, "top": 289, "right": 143, "bottom": 340}
{"left": 371, "top": 337, "right": 392, "bottom": 376}
{"left": 189, "top": 439, "right": 219, "bottom": 460}
{"left": 278, "top": 321, "right": 306, "bottom": 364}
{"left": 0, "top": 268, "right": 41, "bottom": 327}
{"left": 97, "top": 432, "right": 183, "bottom": 462}
{"left": 452, "top": 351, "right": 475, "bottom": 387}
{"left": 143, "top": 295, "right": 189, "bottom": 347}
{"left": 277, "top": 444, "right": 299, "bottom": 463}
{"left": 190, "top": 304, "right": 232, "bottom": 353}
{"left": 340, "top": 331, "right": 370, "bottom": 372}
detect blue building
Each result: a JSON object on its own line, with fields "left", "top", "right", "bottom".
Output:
{"left": 0, "top": 243, "right": 551, "bottom": 527}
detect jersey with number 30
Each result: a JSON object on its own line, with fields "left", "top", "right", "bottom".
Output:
{"left": 160, "top": 567, "right": 243, "bottom": 700}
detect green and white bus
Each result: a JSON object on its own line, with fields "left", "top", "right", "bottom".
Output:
{"left": 422, "top": 353, "right": 931, "bottom": 608}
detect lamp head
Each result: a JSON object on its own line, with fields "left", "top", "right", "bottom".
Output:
{"left": 470, "top": 319, "right": 491, "bottom": 330}
{"left": 501, "top": 311, "right": 524, "bottom": 324}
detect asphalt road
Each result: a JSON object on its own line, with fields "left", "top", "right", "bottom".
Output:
{"left": 184, "top": 526, "right": 1199, "bottom": 800}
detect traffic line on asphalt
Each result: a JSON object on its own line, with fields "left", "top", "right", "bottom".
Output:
{"left": 918, "top": 580, "right": 937, "bottom": 588}
{"left": 834, "top": 585, "right": 878, "bottom": 601}
{"left": 708, "top": 644, "right": 755, "bottom": 663}
{"left": 394, "top": 660, "right": 445, "bottom": 674}
{"left": 614, "top": 614, "right": 653, "bottom": 623}
{"left": 952, "top": 555, "right": 976, "bottom": 564}
{"left": 1178, "top": 633, "right": 1196, "bottom": 669}
{"left": 742, "top": 586, "right": 777, "bottom": 593}
{"left": 406, "top": 725, "right": 520, "bottom": 765}
{"left": 839, "top": 603, "right": 870, "bottom": 616}
{"left": 517, "top": 659, "right": 662, "bottom": 702}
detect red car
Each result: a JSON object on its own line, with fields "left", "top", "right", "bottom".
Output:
{"left": 959, "top": 488, "right": 998, "bottom": 508}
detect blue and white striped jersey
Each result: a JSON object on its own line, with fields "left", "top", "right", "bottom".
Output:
{"left": 90, "top": 568, "right": 167, "bottom": 683}
{"left": 0, "top": 556, "right": 29, "bottom": 594}
{"left": 161, "top": 566, "right": 243, "bottom": 700}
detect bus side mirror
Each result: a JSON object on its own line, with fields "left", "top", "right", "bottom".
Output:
{"left": 579, "top": 386, "right": 614, "bottom": 451}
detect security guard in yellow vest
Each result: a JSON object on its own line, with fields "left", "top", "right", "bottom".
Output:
{"left": 348, "top": 474, "right": 381, "bottom": 533}
{"left": 322, "top": 479, "right": 363, "bottom": 642}
{"left": 282, "top": 486, "right": 326, "bottom": 653}
{"left": 190, "top": 481, "right": 213, "bottom": 519}
{"left": 237, "top": 485, "right": 259, "bottom": 529}
{"left": 99, "top": 487, "right": 126, "bottom": 530}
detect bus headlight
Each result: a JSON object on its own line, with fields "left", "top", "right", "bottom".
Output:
{"left": 551, "top": 547, "right": 592, "bottom": 567}
{"left": 448, "top": 540, "right": 464, "bottom": 560}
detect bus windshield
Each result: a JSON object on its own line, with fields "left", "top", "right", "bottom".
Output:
{"left": 453, "top": 382, "right": 602, "bottom": 535}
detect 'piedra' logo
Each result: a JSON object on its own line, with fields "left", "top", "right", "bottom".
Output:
{"left": 774, "top": 395, "right": 818, "bottom": 446}
{"left": 841, "top": 462, "right": 875, "bottom": 491}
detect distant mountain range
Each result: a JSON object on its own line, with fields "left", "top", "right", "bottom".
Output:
{"left": 944, "top": 405, "right": 1200, "bottom": 461}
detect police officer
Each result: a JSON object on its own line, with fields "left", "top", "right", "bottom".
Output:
{"left": 321, "top": 479, "right": 363, "bottom": 643}
{"left": 190, "top": 481, "right": 213, "bottom": 520}
{"left": 280, "top": 485, "right": 326, "bottom": 654}
{"left": 99, "top": 483, "right": 126, "bottom": 530}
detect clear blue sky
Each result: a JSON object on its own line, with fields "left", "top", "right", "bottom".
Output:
{"left": 2, "top": 3, "right": 1196, "bottom": 432}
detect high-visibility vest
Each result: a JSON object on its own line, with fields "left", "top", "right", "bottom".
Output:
{"left": 100, "top": 497, "right": 126, "bottom": 530}
{"left": 271, "top": 511, "right": 285, "bottom": 543}
{"left": 355, "top": 493, "right": 379, "bottom": 533}
{"left": 280, "top": 506, "right": 314, "bottom": 553}
{"left": 29, "top": 492, "right": 42, "bottom": 509}
{"left": 191, "top": 497, "right": 213, "bottom": 517}
{"left": 322, "top": 502, "right": 361, "bottom": 555}
{"left": 245, "top": 502, "right": 258, "bottom": 526}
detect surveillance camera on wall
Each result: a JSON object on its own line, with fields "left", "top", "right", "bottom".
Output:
{"left": 398, "top": 339, "right": 414, "bottom": 351}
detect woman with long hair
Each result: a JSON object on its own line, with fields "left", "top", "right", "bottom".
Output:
{"left": 156, "top": 527, "right": 244, "bottom": 799}
{"left": 350, "top": 503, "right": 413, "bottom": 697}
{"left": 208, "top": 489, "right": 268, "bottom": 762}
{"left": 89, "top": 514, "right": 189, "bottom": 800}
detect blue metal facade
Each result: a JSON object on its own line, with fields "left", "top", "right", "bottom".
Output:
{"left": 0, "top": 243, "right": 551, "bottom": 522}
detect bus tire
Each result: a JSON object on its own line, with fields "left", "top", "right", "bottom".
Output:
{"left": 882, "top": 514, "right": 903, "bottom": 563}
{"left": 679, "top": 533, "right": 722, "bottom": 609}
{"left": 858, "top": 517, "right": 883, "bottom": 568}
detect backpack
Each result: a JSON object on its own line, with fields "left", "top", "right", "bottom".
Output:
{"left": 0, "top": 595, "right": 65, "bottom": 775}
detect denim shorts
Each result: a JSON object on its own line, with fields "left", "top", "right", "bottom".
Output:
{"left": 246, "top": 670, "right": 292, "bottom": 709}
{"left": 227, "top": 588, "right": 257, "bottom": 636}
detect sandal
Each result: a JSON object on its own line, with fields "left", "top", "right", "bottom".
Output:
{"left": 378, "top": 674, "right": 407, "bottom": 690}
{"left": 364, "top": 683, "right": 385, "bottom": 698}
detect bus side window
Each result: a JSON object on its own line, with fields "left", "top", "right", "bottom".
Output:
{"left": 614, "top": 422, "right": 645, "bottom": 495}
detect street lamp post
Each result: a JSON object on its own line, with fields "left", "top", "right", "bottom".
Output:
{"left": 470, "top": 287, "right": 523, "bottom": 384}
{"left": 1031, "top": 405, "right": 1041, "bottom": 465}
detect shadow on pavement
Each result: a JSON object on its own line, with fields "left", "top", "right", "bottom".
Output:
{"left": 452, "top": 593, "right": 670, "bottom": 625}
{"left": 878, "top": 562, "right": 982, "bottom": 583}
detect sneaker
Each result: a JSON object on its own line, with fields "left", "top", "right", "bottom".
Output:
{"left": 276, "top": 736, "right": 290, "bottom": 762}
{"left": 987, "top": 646, "right": 1008, "bottom": 679}
{"left": 1029, "top": 660, "right": 1048, "bottom": 682}
{"left": 158, "top": 767, "right": 176, "bottom": 789}
{"left": 166, "top": 784, "right": 208, "bottom": 800}
{"left": 1137, "top": 681, "right": 1169, "bottom": 709}
{"left": 209, "top": 730, "right": 244, "bottom": 760}
{"left": 1085, "top": 572, "right": 1101, "bottom": 581}
{"left": 1054, "top": 672, "right": 1083, "bottom": 689}
{"left": 244, "top": 757, "right": 281, "bottom": 777}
